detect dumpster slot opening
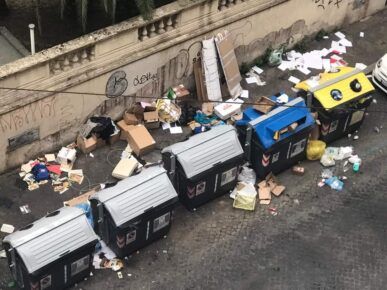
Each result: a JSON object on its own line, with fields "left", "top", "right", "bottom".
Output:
{"left": 267, "top": 115, "right": 307, "bottom": 141}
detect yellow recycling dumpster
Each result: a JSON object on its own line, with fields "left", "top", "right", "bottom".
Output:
{"left": 295, "top": 67, "right": 375, "bottom": 143}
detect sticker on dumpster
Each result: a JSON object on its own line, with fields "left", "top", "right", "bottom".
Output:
{"left": 262, "top": 154, "right": 271, "bottom": 167}
{"left": 290, "top": 138, "right": 307, "bottom": 158}
{"left": 40, "top": 275, "right": 52, "bottom": 290}
{"left": 116, "top": 235, "right": 126, "bottom": 248}
{"left": 349, "top": 110, "right": 365, "bottom": 126}
{"left": 329, "top": 120, "right": 339, "bottom": 133}
{"left": 187, "top": 185, "right": 196, "bottom": 199}
{"left": 153, "top": 212, "right": 171, "bottom": 233}
{"left": 196, "top": 181, "right": 206, "bottom": 196}
{"left": 321, "top": 123, "right": 330, "bottom": 136}
{"left": 271, "top": 152, "right": 280, "bottom": 163}
{"left": 126, "top": 230, "right": 137, "bottom": 245}
{"left": 71, "top": 255, "right": 90, "bottom": 276}
{"left": 220, "top": 167, "right": 238, "bottom": 186}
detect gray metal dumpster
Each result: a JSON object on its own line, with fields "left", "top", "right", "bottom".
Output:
{"left": 90, "top": 166, "right": 178, "bottom": 258}
{"left": 2, "top": 207, "right": 99, "bottom": 290}
{"left": 162, "top": 125, "right": 245, "bottom": 210}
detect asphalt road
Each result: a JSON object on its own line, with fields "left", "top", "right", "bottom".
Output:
{"left": 1, "top": 9, "right": 387, "bottom": 290}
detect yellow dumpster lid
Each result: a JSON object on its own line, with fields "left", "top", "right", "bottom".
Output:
{"left": 295, "top": 67, "right": 375, "bottom": 110}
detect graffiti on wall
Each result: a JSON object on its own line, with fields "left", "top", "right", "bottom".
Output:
{"left": 133, "top": 72, "right": 158, "bottom": 87}
{"left": 0, "top": 97, "right": 57, "bottom": 134}
{"left": 105, "top": 70, "right": 129, "bottom": 98}
{"left": 312, "top": 0, "right": 343, "bottom": 9}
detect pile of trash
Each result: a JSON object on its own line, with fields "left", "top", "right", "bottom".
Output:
{"left": 317, "top": 146, "right": 362, "bottom": 191}
{"left": 230, "top": 166, "right": 286, "bottom": 211}
{"left": 19, "top": 144, "right": 84, "bottom": 194}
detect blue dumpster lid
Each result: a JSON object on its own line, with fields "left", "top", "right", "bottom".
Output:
{"left": 3, "top": 207, "right": 98, "bottom": 274}
{"left": 162, "top": 125, "right": 244, "bottom": 178}
{"left": 236, "top": 97, "right": 314, "bottom": 150}
{"left": 90, "top": 167, "right": 177, "bottom": 227}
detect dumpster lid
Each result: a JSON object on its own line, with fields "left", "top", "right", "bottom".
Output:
{"left": 295, "top": 67, "right": 375, "bottom": 110}
{"left": 161, "top": 125, "right": 244, "bottom": 178}
{"left": 90, "top": 167, "right": 177, "bottom": 227}
{"left": 3, "top": 207, "right": 98, "bottom": 273}
{"left": 243, "top": 97, "right": 314, "bottom": 150}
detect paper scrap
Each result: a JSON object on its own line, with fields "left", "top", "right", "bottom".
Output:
{"left": 335, "top": 31, "right": 346, "bottom": 39}
{"left": 252, "top": 66, "right": 263, "bottom": 74}
{"left": 288, "top": 76, "right": 300, "bottom": 84}
{"left": 355, "top": 63, "right": 367, "bottom": 70}
{"left": 338, "top": 38, "right": 353, "bottom": 47}
{"left": 359, "top": 32, "right": 364, "bottom": 38}
{"left": 162, "top": 122, "right": 171, "bottom": 130}
{"left": 245, "top": 77, "right": 258, "bottom": 84}
{"left": 323, "top": 36, "right": 329, "bottom": 39}
{"left": 45, "top": 154, "right": 56, "bottom": 162}
{"left": 20, "top": 205, "right": 31, "bottom": 214}
{"left": 297, "top": 66, "right": 311, "bottom": 75}
{"left": 240, "top": 90, "right": 249, "bottom": 99}
{"left": 170, "top": 126, "right": 183, "bottom": 134}
{"left": 277, "top": 94, "right": 289, "bottom": 104}
{"left": 1, "top": 224, "right": 15, "bottom": 234}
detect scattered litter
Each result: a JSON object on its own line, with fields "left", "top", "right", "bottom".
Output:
{"left": 268, "top": 207, "right": 278, "bottom": 216}
{"left": 238, "top": 165, "right": 256, "bottom": 184}
{"left": 276, "top": 93, "right": 289, "bottom": 104}
{"left": 374, "top": 126, "right": 380, "bottom": 133}
{"left": 307, "top": 140, "right": 326, "bottom": 160}
{"left": 355, "top": 63, "right": 367, "bottom": 70}
{"left": 0, "top": 249, "right": 6, "bottom": 258}
{"left": 117, "top": 272, "right": 123, "bottom": 279}
{"left": 214, "top": 98, "right": 243, "bottom": 120}
{"left": 297, "top": 66, "right": 311, "bottom": 75}
{"left": 127, "top": 273, "right": 132, "bottom": 277}
{"left": 253, "top": 96, "right": 276, "bottom": 114}
{"left": 292, "top": 166, "right": 305, "bottom": 176}
{"left": 323, "top": 35, "right": 329, "bottom": 39}
{"left": 348, "top": 155, "right": 361, "bottom": 165}
{"left": 318, "top": 180, "right": 325, "bottom": 187}
{"left": 372, "top": 99, "right": 377, "bottom": 104}
{"left": 338, "top": 38, "right": 352, "bottom": 47}
{"left": 240, "top": 90, "right": 249, "bottom": 99}
{"left": 112, "top": 157, "right": 138, "bottom": 179}
{"left": 353, "top": 135, "right": 359, "bottom": 140}
{"left": 321, "top": 169, "right": 333, "bottom": 179}
{"left": 169, "top": 126, "right": 183, "bottom": 134}
{"left": 359, "top": 32, "right": 365, "bottom": 38}
{"left": 288, "top": 76, "right": 300, "bottom": 84}
{"left": 45, "top": 154, "right": 56, "bottom": 162}
{"left": 325, "top": 176, "right": 344, "bottom": 191}
{"left": 246, "top": 77, "right": 258, "bottom": 84}
{"left": 293, "top": 199, "right": 300, "bottom": 205}
{"left": 19, "top": 205, "right": 31, "bottom": 214}
{"left": 232, "top": 183, "right": 257, "bottom": 210}
{"left": 353, "top": 162, "right": 360, "bottom": 173}
{"left": 252, "top": 66, "right": 263, "bottom": 74}
{"left": 68, "top": 169, "right": 84, "bottom": 184}
{"left": 1, "top": 224, "right": 15, "bottom": 234}
{"left": 89, "top": 152, "right": 94, "bottom": 158}
{"left": 162, "top": 250, "right": 168, "bottom": 254}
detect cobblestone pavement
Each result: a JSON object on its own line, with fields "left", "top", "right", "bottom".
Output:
{"left": 1, "top": 9, "right": 387, "bottom": 290}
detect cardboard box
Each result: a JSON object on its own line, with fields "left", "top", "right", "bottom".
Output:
{"left": 112, "top": 158, "right": 138, "bottom": 179}
{"left": 144, "top": 110, "right": 160, "bottom": 129}
{"left": 123, "top": 111, "right": 140, "bottom": 125}
{"left": 127, "top": 125, "right": 156, "bottom": 156}
{"left": 94, "top": 135, "right": 107, "bottom": 148}
{"left": 117, "top": 120, "right": 135, "bottom": 140}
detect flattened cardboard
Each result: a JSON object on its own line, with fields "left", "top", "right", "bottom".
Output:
{"left": 64, "top": 187, "right": 99, "bottom": 207}
{"left": 259, "top": 186, "right": 271, "bottom": 200}
{"left": 117, "top": 120, "right": 135, "bottom": 141}
{"left": 127, "top": 125, "right": 156, "bottom": 156}
{"left": 253, "top": 96, "right": 276, "bottom": 114}
{"left": 193, "top": 58, "right": 208, "bottom": 101}
{"left": 272, "top": 185, "right": 286, "bottom": 197}
{"left": 215, "top": 31, "right": 243, "bottom": 98}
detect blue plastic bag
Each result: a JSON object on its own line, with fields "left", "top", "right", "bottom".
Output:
{"left": 325, "top": 176, "right": 344, "bottom": 191}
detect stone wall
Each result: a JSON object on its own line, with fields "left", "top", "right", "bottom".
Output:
{"left": 0, "top": 0, "right": 385, "bottom": 173}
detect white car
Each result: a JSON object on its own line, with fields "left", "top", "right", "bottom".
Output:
{"left": 372, "top": 54, "right": 387, "bottom": 93}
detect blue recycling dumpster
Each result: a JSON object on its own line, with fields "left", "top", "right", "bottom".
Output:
{"left": 236, "top": 96, "right": 315, "bottom": 178}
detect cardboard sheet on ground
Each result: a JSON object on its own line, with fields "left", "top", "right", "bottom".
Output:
{"left": 215, "top": 31, "right": 243, "bottom": 98}
{"left": 202, "top": 38, "right": 222, "bottom": 101}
